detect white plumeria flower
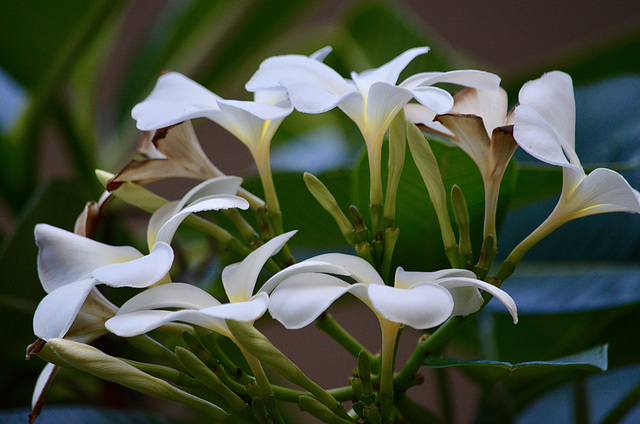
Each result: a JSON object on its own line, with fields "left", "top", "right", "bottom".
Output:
{"left": 105, "top": 230, "right": 346, "bottom": 338}
{"left": 508, "top": 71, "right": 640, "bottom": 264}
{"left": 131, "top": 48, "right": 331, "bottom": 214}
{"left": 246, "top": 46, "right": 501, "bottom": 205}
{"left": 406, "top": 87, "right": 518, "bottom": 240}
{"left": 268, "top": 253, "right": 518, "bottom": 330}
{"left": 33, "top": 177, "right": 249, "bottom": 342}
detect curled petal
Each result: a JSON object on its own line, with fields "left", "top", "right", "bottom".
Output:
{"left": 367, "top": 283, "right": 454, "bottom": 329}
{"left": 34, "top": 279, "right": 96, "bottom": 340}
{"left": 156, "top": 195, "right": 249, "bottom": 244}
{"left": 222, "top": 231, "right": 297, "bottom": 303}
{"left": 437, "top": 277, "right": 518, "bottom": 323}
{"left": 394, "top": 267, "right": 477, "bottom": 290}
{"left": 118, "top": 282, "right": 221, "bottom": 315}
{"left": 268, "top": 274, "right": 354, "bottom": 329}
{"left": 199, "top": 292, "right": 269, "bottom": 322}
{"left": 260, "top": 260, "right": 350, "bottom": 294}
{"left": 306, "top": 253, "right": 385, "bottom": 286}
{"left": 401, "top": 70, "right": 501, "bottom": 92}
{"left": 35, "top": 224, "right": 142, "bottom": 293}
{"left": 107, "top": 309, "right": 228, "bottom": 337}
{"left": 92, "top": 242, "right": 173, "bottom": 288}
{"left": 31, "top": 363, "right": 58, "bottom": 419}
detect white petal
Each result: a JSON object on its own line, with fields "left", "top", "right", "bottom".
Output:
{"left": 351, "top": 47, "right": 430, "bottom": 93}
{"left": 35, "top": 224, "right": 143, "bottom": 293}
{"left": 176, "top": 176, "right": 244, "bottom": 211}
{"left": 34, "top": 279, "right": 96, "bottom": 340}
{"left": 394, "top": 267, "right": 477, "bottom": 290}
{"left": 402, "top": 70, "right": 501, "bottom": 92}
{"left": 92, "top": 241, "right": 173, "bottom": 288}
{"left": 199, "top": 292, "right": 268, "bottom": 322}
{"left": 309, "top": 46, "right": 332, "bottom": 61}
{"left": 279, "top": 79, "right": 353, "bottom": 114}
{"left": 367, "top": 283, "right": 454, "bottom": 329}
{"left": 217, "top": 98, "right": 293, "bottom": 121}
{"left": 305, "top": 253, "right": 385, "bottom": 286}
{"left": 411, "top": 86, "right": 454, "bottom": 115}
{"left": 32, "top": 363, "right": 58, "bottom": 410}
{"left": 222, "top": 231, "right": 297, "bottom": 302}
{"left": 214, "top": 100, "right": 289, "bottom": 152}
{"left": 118, "top": 282, "right": 221, "bottom": 315}
{"left": 156, "top": 195, "right": 249, "bottom": 244}
{"left": 362, "top": 83, "right": 415, "bottom": 142}
{"left": 246, "top": 54, "right": 351, "bottom": 96}
{"left": 513, "top": 103, "right": 576, "bottom": 168}
{"left": 564, "top": 168, "right": 640, "bottom": 215}
{"left": 518, "top": 71, "right": 576, "bottom": 151}
{"left": 107, "top": 309, "right": 228, "bottom": 337}
{"left": 132, "top": 72, "right": 225, "bottom": 130}
{"left": 437, "top": 277, "right": 518, "bottom": 323}
{"left": 260, "top": 260, "right": 350, "bottom": 294}
{"left": 147, "top": 201, "right": 180, "bottom": 249}
{"left": 268, "top": 273, "right": 353, "bottom": 329}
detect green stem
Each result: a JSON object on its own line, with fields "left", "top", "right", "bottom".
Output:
{"left": 394, "top": 317, "right": 465, "bottom": 393}
{"left": 315, "top": 313, "right": 375, "bottom": 365}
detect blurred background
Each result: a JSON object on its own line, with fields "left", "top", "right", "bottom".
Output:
{"left": 2, "top": 0, "right": 640, "bottom": 423}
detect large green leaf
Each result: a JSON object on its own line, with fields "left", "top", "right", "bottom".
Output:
{"left": 424, "top": 344, "right": 607, "bottom": 387}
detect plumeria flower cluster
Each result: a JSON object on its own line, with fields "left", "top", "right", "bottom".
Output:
{"left": 27, "top": 45, "right": 640, "bottom": 424}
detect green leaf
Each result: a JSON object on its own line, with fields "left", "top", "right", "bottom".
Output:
{"left": 424, "top": 344, "right": 607, "bottom": 385}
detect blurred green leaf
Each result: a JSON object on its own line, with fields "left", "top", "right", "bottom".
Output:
{"left": 117, "top": 0, "right": 317, "bottom": 123}
{"left": 424, "top": 344, "right": 607, "bottom": 386}
{"left": 0, "top": 179, "right": 92, "bottom": 407}
{"left": 0, "top": 1, "right": 127, "bottom": 211}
